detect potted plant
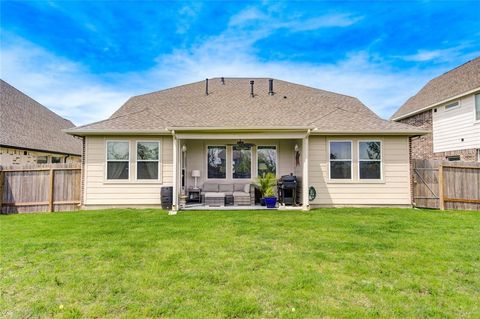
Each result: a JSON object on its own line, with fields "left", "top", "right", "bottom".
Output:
{"left": 256, "top": 173, "right": 277, "bottom": 208}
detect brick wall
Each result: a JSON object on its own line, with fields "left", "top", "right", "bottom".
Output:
{"left": 398, "top": 110, "right": 479, "bottom": 162}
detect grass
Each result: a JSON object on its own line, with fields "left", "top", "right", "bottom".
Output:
{"left": 1, "top": 208, "right": 479, "bottom": 318}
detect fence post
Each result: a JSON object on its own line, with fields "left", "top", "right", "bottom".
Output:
{"left": 0, "top": 170, "right": 4, "bottom": 213}
{"left": 438, "top": 164, "right": 445, "bottom": 210}
{"left": 48, "top": 168, "right": 54, "bottom": 212}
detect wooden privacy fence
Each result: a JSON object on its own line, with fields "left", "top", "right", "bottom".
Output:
{"left": 412, "top": 159, "right": 480, "bottom": 211}
{"left": 0, "top": 163, "right": 81, "bottom": 214}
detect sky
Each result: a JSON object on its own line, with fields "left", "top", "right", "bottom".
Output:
{"left": 1, "top": 1, "right": 479, "bottom": 125}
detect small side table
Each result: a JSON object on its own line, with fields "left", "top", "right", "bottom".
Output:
{"left": 225, "top": 195, "right": 234, "bottom": 206}
{"left": 187, "top": 188, "right": 202, "bottom": 203}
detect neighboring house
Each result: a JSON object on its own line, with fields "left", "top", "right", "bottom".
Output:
{"left": 0, "top": 80, "right": 82, "bottom": 166}
{"left": 391, "top": 57, "right": 480, "bottom": 162}
{"left": 66, "top": 78, "right": 426, "bottom": 211}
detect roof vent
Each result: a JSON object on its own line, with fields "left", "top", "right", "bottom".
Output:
{"left": 250, "top": 80, "right": 254, "bottom": 97}
{"left": 221, "top": 77, "right": 225, "bottom": 85}
{"left": 205, "top": 78, "right": 209, "bottom": 95}
{"left": 268, "top": 79, "right": 274, "bottom": 96}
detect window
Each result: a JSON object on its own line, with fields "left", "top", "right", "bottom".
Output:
{"left": 233, "top": 145, "right": 252, "bottom": 179}
{"left": 329, "top": 141, "right": 352, "bottom": 179}
{"left": 257, "top": 146, "right": 277, "bottom": 177}
{"left": 207, "top": 146, "right": 226, "bottom": 179}
{"left": 446, "top": 155, "right": 460, "bottom": 162}
{"left": 444, "top": 101, "right": 459, "bottom": 110}
{"left": 359, "top": 141, "right": 382, "bottom": 179}
{"left": 137, "top": 141, "right": 159, "bottom": 180}
{"left": 475, "top": 94, "right": 480, "bottom": 121}
{"left": 106, "top": 141, "right": 129, "bottom": 180}
{"left": 51, "top": 156, "right": 62, "bottom": 164}
{"left": 36, "top": 156, "right": 48, "bottom": 164}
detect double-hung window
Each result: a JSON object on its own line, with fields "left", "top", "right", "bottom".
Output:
{"left": 329, "top": 141, "right": 352, "bottom": 179}
{"left": 359, "top": 141, "right": 382, "bottom": 179}
{"left": 257, "top": 146, "right": 277, "bottom": 177}
{"left": 233, "top": 145, "right": 252, "bottom": 179}
{"left": 107, "top": 141, "right": 129, "bottom": 180}
{"left": 207, "top": 146, "right": 227, "bottom": 179}
{"left": 137, "top": 141, "right": 159, "bottom": 180}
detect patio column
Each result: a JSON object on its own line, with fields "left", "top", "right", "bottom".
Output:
{"left": 171, "top": 133, "right": 179, "bottom": 213}
{"left": 302, "top": 132, "right": 310, "bottom": 211}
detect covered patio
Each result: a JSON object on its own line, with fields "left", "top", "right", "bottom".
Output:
{"left": 170, "top": 131, "right": 311, "bottom": 211}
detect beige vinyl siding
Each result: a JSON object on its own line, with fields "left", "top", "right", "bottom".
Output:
{"left": 432, "top": 93, "right": 480, "bottom": 152}
{"left": 308, "top": 135, "right": 411, "bottom": 206}
{"left": 83, "top": 135, "right": 173, "bottom": 206}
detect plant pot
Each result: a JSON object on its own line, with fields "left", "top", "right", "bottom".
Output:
{"left": 260, "top": 198, "right": 266, "bottom": 206}
{"left": 264, "top": 197, "right": 277, "bottom": 209}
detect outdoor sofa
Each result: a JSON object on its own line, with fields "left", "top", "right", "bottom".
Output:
{"left": 201, "top": 183, "right": 255, "bottom": 206}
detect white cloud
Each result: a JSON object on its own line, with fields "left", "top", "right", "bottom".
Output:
{"left": 401, "top": 45, "right": 479, "bottom": 63}
{"left": 228, "top": 7, "right": 363, "bottom": 34}
{"left": 1, "top": 10, "right": 468, "bottom": 127}
{"left": 1, "top": 34, "right": 132, "bottom": 125}
{"left": 290, "top": 14, "right": 363, "bottom": 31}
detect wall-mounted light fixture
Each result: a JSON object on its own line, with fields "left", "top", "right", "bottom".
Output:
{"left": 182, "top": 145, "right": 187, "bottom": 152}
{"left": 294, "top": 144, "right": 300, "bottom": 167}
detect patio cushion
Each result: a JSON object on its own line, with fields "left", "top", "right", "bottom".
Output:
{"left": 233, "top": 191, "right": 250, "bottom": 198}
{"left": 205, "top": 192, "right": 225, "bottom": 198}
{"left": 234, "top": 183, "right": 246, "bottom": 191}
{"left": 219, "top": 184, "right": 234, "bottom": 193}
{"left": 203, "top": 183, "right": 219, "bottom": 192}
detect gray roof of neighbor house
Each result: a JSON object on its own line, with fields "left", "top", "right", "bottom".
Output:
{"left": 0, "top": 80, "right": 82, "bottom": 155}
{"left": 67, "top": 78, "right": 425, "bottom": 135}
{"left": 391, "top": 57, "right": 480, "bottom": 120}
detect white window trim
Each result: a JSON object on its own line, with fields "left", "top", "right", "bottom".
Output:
{"left": 255, "top": 144, "right": 279, "bottom": 178}
{"left": 135, "top": 140, "right": 161, "bottom": 182}
{"left": 444, "top": 100, "right": 460, "bottom": 112}
{"left": 206, "top": 145, "right": 228, "bottom": 180}
{"left": 232, "top": 145, "right": 253, "bottom": 180}
{"left": 358, "top": 140, "right": 383, "bottom": 180}
{"left": 328, "top": 140, "right": 353, "bottom": 181}
{"left": 105, "top": 140, "right": 130, "bottom": 182}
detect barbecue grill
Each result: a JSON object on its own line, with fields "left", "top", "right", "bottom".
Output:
{"left": 277, "top": 174, "right": 297, "bottom": 206}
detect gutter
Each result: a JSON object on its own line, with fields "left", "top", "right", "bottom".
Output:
{"left": 309, "top": 129, "right": 430, "bottom": 136}
{"left": 0, "top": 144, "right": 82, "bottom": 157}
{"left": 63, "top": 128, "right": 171, "bottom": 136}
{"left": 391, "top": 87, "right": 480, "bottom": 121}
{"left": 165, "top": 126, "right": 315, "bottom": 131}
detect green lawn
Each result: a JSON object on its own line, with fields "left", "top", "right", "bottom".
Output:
{"left": 1, "top": 208, "right": 479, "bottom": 318}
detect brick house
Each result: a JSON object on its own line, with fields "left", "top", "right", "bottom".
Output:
{"left": 391, "top": 57, "right": 480, "bottom": 162}
{"left": 0, "top": 80, "right": 82, "bottom": 166}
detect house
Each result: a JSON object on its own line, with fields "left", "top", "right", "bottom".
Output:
{"left": 66, "top": 78, "right": 426, "bottom": 211}
{"left": 391, "top": 57, "right": 480, "bottom": 162}
{"left": 0, "top": 80, "right": 82, "bottom": 165}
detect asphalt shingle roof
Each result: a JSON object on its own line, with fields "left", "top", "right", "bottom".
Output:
{"left": 0, "top": 80, "right": 82, "bottom": 155}
{"left": 391, "top": 57, "right": 480, "bottom": 120}
{"left": 70, "top": 78, "right": 423, "bottom": 135}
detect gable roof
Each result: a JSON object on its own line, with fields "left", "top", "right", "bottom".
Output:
{"left": 68, "top": 78, "right": 425, "bottom": 135}
{"left": 0, "top": 80, "right": 82, "bottom": 155}
{"left": 391, "top": 57, "right": 480, "bottom": 120}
